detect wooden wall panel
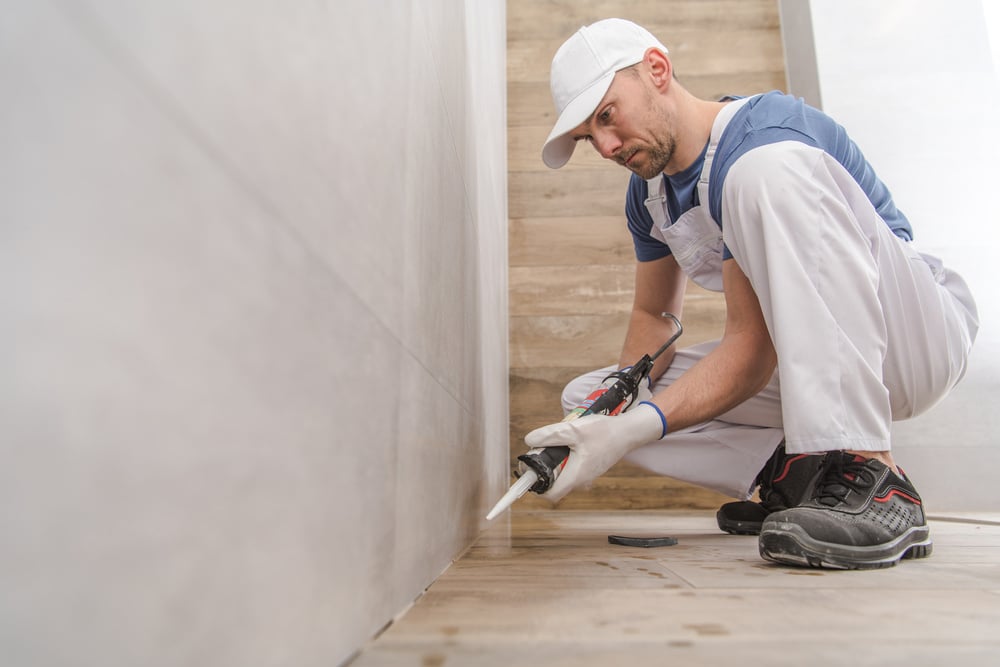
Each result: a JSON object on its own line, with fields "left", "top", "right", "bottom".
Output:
{"left": 507, "top": 0, "right": 786, "bottom": 510}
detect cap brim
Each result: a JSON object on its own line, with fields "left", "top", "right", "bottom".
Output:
{"left": 541, "top": 70, "right": 616, "bottom": 169}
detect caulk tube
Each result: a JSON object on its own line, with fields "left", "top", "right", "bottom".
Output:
{"left": 485, "top": 471, "right": 539, "bottom": 521}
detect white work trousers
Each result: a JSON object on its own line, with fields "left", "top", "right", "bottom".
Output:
{"left": 563, "top": 142, "right": 979, "bottom": 499}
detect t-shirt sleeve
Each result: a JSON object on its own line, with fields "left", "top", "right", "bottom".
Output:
{"left": 708, "top": 91, "right": 913, "bottom": 254}
{"left": 625, "top": 174, "right": 673, "bottom": 262}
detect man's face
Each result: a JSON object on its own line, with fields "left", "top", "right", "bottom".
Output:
{"left": 569, "top": 67, "right": 676, "bottom": 179}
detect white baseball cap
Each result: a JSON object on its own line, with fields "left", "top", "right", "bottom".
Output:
{"left": 541, "top": 19, "right": 668, "bottom": 169}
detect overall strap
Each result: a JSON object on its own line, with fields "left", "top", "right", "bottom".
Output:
{"left": 644, "top": 95, "right": 758, "bottom": 223}
{"left": 700, "top": 95, "right": 756, "bottom": 189}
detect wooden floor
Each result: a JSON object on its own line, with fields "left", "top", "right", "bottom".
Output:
{"left": 507, "top": 0, "right": 787, "bottom": 510}
{"left": 351, "top": 510, "right": 1000, "bottom": 666}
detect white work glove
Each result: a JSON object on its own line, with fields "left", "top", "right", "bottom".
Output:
{"left": 525, "top": 402, "right": 667, "bottom": 503}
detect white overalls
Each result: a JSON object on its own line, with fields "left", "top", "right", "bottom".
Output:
{"left": 562, "top": 97, "right": 979, "bottom": 499}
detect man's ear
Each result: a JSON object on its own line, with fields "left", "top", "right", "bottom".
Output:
{"left": 644, "top": 47, "right": 672, "bottom": 90}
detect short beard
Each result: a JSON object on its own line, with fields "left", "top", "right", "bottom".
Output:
{"left": 626, "top": 92, "right": 676, "bottom": 179}
{"left": 629, "top": 133, "right": 675, "bottom": 179}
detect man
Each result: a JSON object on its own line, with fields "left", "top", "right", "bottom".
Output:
{"left": 527, "top": 18, "right": 979, "bottom": 569}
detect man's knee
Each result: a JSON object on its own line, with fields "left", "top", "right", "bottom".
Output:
{"left": 561, "top": 366, "right": 616, "bottom": 414}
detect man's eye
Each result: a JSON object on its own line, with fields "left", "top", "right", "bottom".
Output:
{"left": 599, "top": 109, "right": 612, "bottom": 122}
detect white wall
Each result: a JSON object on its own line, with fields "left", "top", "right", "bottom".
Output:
{"left": 0, "top": 1, "right": 508, "bottom": 665}
{"left": 780, "top": 0, "right": 1000, "bottom": 510}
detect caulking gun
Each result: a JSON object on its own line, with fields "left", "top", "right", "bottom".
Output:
{"left": 486, "top": 313, "right": 683, "bottom": 520}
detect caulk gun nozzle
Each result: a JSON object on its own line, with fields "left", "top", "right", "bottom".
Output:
{"left": 485, "top": 471, "right": 539, "bottom": 520}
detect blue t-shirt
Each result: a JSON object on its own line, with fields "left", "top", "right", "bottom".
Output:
{"left": 625, "top": 91, "right": 913, "bottom": 262}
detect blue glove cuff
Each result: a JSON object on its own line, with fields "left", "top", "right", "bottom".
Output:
{"left": 639, "top": 401, "right": 668, "bottom": 439}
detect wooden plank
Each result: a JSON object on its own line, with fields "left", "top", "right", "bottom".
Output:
{"left": 509, "top": 216, "right": 634, "bottom": 267}
{"left": 508, "top": 169, "right": 631, "bottom": 218}
{"left": 510, "top": 314, "right": 628, "bottom": 369}
{"left": 506, "top": 0, "right": 780, "bottom": 40}
{"left": 509, "top": 29, "right": 785, "bottom": 84}
{"left": 509, "top": 288, "right": 725, "bottom": 367}
{"left": 508, "top": 366, "right": 583, "bottom": 422}
{"left": 510, "top": 264, "right": 635, "bottom": 317}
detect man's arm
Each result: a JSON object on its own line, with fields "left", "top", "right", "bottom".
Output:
{"left": 524, "top": 256, "right": 777, "bottom": 502}
{"left": 618, "top": 255, "right": 687, "bottom": 382}
{"left": 649, "top": 257, "right": 776, "bottom": 432}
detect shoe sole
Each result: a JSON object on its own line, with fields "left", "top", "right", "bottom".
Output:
{"left": 759, "top": 521, "right": 932, "bottom": 570}
{"left": 716, "top": 510, "right": 763, "bottom": 536}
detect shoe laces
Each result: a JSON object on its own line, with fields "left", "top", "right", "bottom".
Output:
{"left": 814, "top": 455, "right": 876, "bottom": 507}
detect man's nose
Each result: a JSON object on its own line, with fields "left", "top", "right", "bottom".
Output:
{"left": 592, "top": 131, "right": 621, "bottom": 160}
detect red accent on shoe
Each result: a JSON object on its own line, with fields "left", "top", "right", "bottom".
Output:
{"left": 772, "top": 454, "right": 810, "bottom": 483}
{"left": 874, "top": 488, "right": 922, "bottom": 505}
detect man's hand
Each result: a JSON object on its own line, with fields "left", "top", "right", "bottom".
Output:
{"left": 524, "top": 403, "right": 667, "bottom": 502}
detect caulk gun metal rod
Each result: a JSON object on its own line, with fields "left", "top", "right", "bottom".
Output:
{"left": 648, "top": 313, "right": 683, "bottom": 362}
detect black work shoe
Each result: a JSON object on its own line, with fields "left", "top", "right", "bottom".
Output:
{"left": 758, "top": 452, "right": 932, "bottom": 569}
{"left": 716, "top": 444, "right": 822, "bottom": 535}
